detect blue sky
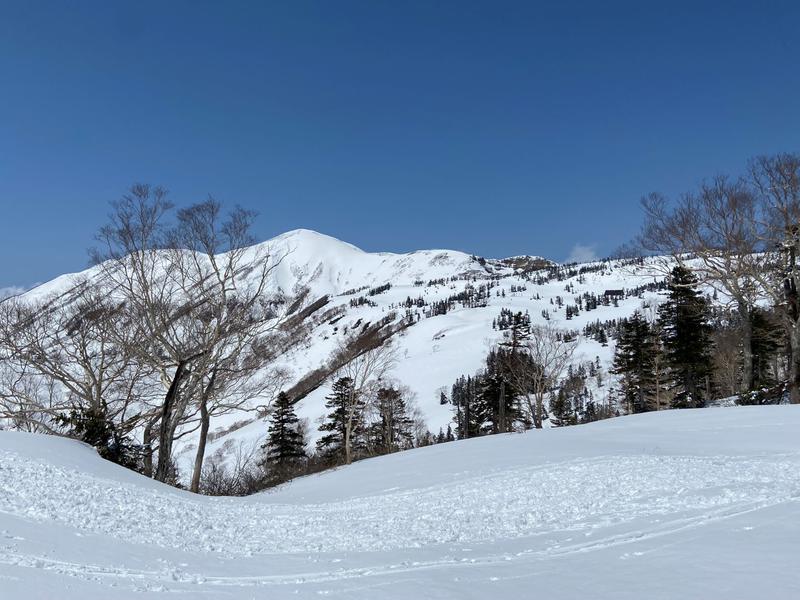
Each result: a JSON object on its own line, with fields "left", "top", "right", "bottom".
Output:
{"left": 1, "top": 1, "right": 799, "bottom": 290}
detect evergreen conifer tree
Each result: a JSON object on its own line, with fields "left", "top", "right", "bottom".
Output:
{"left": 372, "top": 386, "right": 415, "bottom": 454}
{"left": 435, "top": 428, "right": 445, "bottom": 444}
{"left": 59, "top": 407, "right": 141, "bottom": 470}
{"left": 263, "top": 392, "right": 307, "bottom": 482}
{"left": 549, "top": 365, "right": 588, "bottom": 426}
{"left": 750, "top": 308, "right": 782, "bottom": 389}
{"left": 612, "top": 311, "right": 658, "bottom": 413}
{"left": 451, "top": 375, "right": 482, "bottom": 439}
{"left": 316, "top": 377, "right": 363, "bottom": 464}
{"left": 481, "top": 348, "right": 525, "bottom": 433}
{"left": 658, "top": 266, "right": 714, "bottom": 408}
{"left": 505, "top": 311, "right": 531, "bottom": 352}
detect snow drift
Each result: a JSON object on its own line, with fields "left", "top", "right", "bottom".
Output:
{"left": 0, "top": 405, "right": 798, "bottom": 599}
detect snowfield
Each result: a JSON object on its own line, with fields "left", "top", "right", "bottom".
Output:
{"left": 1, "top": 406, "right": 798, "bottom": 599}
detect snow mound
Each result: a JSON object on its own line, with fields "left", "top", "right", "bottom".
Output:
{"left": 1, "top": 406, "right": 799, "bottom": 599}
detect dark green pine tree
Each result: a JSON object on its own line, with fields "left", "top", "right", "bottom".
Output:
{"left": 750, "top": 308, "right": 782, "bottom": 389}
{"left": 263, "top": 392, "right": 307, "bottom": 481}
{"left": 658, "top": 266, "right": 714, "bottom": 408}
{"left": 739, "top": 308, "right": 784, "bottom": 404}
{"left": 549, "top": 387, "right": 577, "bottom": 427}
{"left": 481, "top": 348, "right": 525, "bottom": 433}
{"left": 580, "top": 398, "right": 598, "bottom": 423}
{"left": 503, "top": 311, "right": 531, "bottom": 353}
{"left": 476, "top": 369, "right": 504, "bottom": 434}
{"left": 372, "top": 386, "right": 415, "bottom": 454}
{"left": 451, "top": 375, "right": 483, "bottom": 439}
{"left": 59, "top": 407, "right": 141, "bottom": 470}
{"left": 550, "top": 365, "right": 586, "bottom": 426}
{"left": 612, "top": 311, "right": 657, "bottom": 413}
{"left": 316, "top": 377, "right": 362, "bottom": 464}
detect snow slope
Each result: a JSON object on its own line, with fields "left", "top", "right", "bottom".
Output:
{"left": 12, "top": 228, "right": 677, "bottom": 471}
{"left": 1, "top": 406, "right": 798, "bottom": 599}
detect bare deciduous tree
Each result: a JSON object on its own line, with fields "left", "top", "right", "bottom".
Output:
{"left": 0, "top": 285, "right": 156, "bottom": 437}
{"left": 504, "top": 324, "right": 577, "bottom": 428}
{"left": 638, "top": 176, "right": 761, "bottom": 392}
{"left": 748, "top": 153, "right": 800, "bottom": 403}
{"left": 332, "top": 339, "right": 397, "bottom": 464}
{"left": 637, "top": 154, "right": 800, "bottom": 404}
{"left": 167, "top": 199, "right": 294, "bottom": 491}
{"left": 711, "top": 326, "right": 743, "bottom": 399}
{"left": 91, "top": 186, "right": 300, "bottom": 485}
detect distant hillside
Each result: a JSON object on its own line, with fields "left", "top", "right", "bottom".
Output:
{"left": 10, "top": 228, "right": 678, "bottom": 473}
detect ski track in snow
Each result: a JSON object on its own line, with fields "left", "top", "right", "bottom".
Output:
{"left": 2, "top": 447, "right": 798, "bottom": 556}
{"left": 2, "top": 408, "right": 799, "bottom": 598}
{"left": 0, "top": 500, "right": 787, "bottom": 589}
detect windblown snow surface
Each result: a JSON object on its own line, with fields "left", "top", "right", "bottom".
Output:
{"left": 1, "top": 406, "right": 798, "bottom": 599}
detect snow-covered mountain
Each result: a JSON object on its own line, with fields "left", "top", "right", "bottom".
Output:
{"left": 16, "top": 228, "right": 668, "bottom": 469}
{"left": 1, "top": 405, "right": 798, "bottom": 598}
{"left": 8, "top": 231, "right": 796, "bottom": 598}
{"left": 23, "top": 228, "right": 531, "bottom": 301}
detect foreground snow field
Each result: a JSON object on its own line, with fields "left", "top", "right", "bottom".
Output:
{"left": 1, "top": 406, "right": 798, "bottom": 599}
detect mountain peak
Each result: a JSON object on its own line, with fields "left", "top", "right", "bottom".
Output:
{"left": 268, "top": 228, "right": 366, "bottom": 255}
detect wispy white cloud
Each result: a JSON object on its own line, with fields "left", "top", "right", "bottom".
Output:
{"left": 0, "top": 286, "right": 26, "bottom": 299}
{"left": 566, "top": 243, "right": 598, "bottom": 264}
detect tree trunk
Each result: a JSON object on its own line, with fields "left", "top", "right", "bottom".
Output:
{"left": 190, "top": 371, "right": 217, "bottom": 493}
{"left": 190, "top": 395, "right": 210, "bottom": 493}
{"left": 498, "top": 381, "right": 506, "bottom": 433}
{"left": 522, "top": 395, "right": 535, "bottom": 430}
{"left": 155, "top": 360, "right": 187, "bottom": 482}
{"left": 738, "top": 302, "right": 754, "bottom": 393}
{"left": 654, "top": 366, "right": 661, "bottom": 410}
{"left": 788, "top": 322, "right": 800, "bottom": 404}
{"left": 142, "top": 419, "right": 154, "bottom": 478}
{"left": 344, "top": 421, "right": 352, "bottom": 465}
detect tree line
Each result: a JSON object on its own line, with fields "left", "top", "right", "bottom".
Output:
{"left": 209, "top": 342, "right": 429, "bottom": 493}
{"left": 637, "top": 152, "right": 800, "bottom": 404}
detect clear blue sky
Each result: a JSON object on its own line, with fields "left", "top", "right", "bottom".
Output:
{"left": 1, "top": 1, "right": 799, "bottom": 290}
